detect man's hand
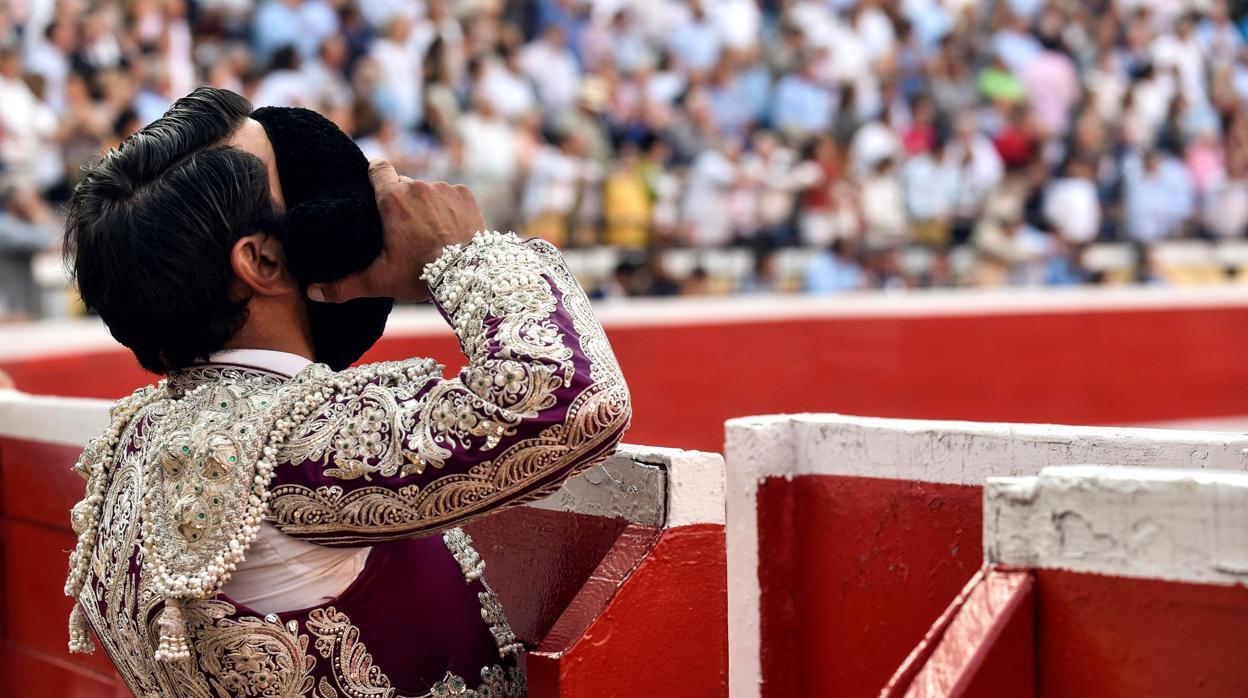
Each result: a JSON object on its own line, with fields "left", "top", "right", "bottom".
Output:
{"left": 307, "top": 160, "right": 486, "bottom": 303}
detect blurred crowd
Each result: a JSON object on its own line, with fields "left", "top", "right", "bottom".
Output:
{"left": 3, "top": 0, "right": 1248, "bottom": 315}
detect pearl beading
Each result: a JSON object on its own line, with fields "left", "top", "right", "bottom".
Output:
{"left": 64, "top": 382, "right": 167, "bottom": 654}
{"left": 141, "top": 367, "right": 398, "bottom": 661}
{"left": 65, "top": 234, "right": 497, "bottom": 662}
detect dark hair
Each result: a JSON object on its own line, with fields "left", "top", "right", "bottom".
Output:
{"left": 65, "top": 87, "right": 276, "bottom": 374}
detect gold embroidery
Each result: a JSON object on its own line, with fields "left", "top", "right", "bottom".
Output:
{"left": 305, "top": 607, "right": 394, "bottom": 697}
{"left": 430, "top": 665, "right": 525, "bottom": 697}
{"left": 179, "top": 600, "right": 316, "bottom": 697}
{"left": 271, "top": 376, "right": 627, "bottom": 542}
{"left": 268, "top": 233, "right": 630, "bottom": 541}
{"left": 68, "top": 233, "right": 621, "bottom": 694}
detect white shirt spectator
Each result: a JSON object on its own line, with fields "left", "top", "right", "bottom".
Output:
{"left": 850, "top": 120, "right": 901, "bottom": 175}
{"left": 903, "top": 151, "right": 958, "bottom": 221}
{"left": 479, "top": 60, "right": 536, "bottom": 120}
{"left": 1043, "top": 177, "right": 1102, "bottom": 244}
{"left": 522, "top": 145, "right": 583, "bottom": 221}
{"left": 668, "top": 11, "right": 721, "bottom": 72}
{"left": 947, "top": 134, "right": 1005, "bottom": 219}
{"left": 860, "top": 169, "right": 909, "bottom": 250}
{"left": 0, "top": 70, "right": 61, "bottom": 189}
{"left": 682, "top": 149, "right": 738, "bottom": 246}
{"left": 252, "top": 69, "right": 315, "bottom": 108}
{"left": 854, "top": 5, "right": 896, "bottom": 65}
{"left": 519, "top": 34, "right": 581, "bottom": 116}
{"left": 1153, "top": 29, "right": 1208, "bottom": 105}
{"left": 369, "top": 21, "right": 430, "bottom": 129}
{"left": 1203, "top": 176, "right": 1248, "bottom": 239}
{"left": 23, "top": 35, "right": 70, "bottom": 115}
{"left": 710, "top": 0, "right": 761, "bottom": 51}
{"left": 1123, "top": 151, "right": 1195, "bottom": 242}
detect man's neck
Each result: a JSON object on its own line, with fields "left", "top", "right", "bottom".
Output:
{"left": 222, "top": 299, "right": 316, "bottom": 361}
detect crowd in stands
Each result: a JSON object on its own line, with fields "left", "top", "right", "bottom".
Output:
{"left": 3, "top": 0, "right": 1248, "bottom": 316}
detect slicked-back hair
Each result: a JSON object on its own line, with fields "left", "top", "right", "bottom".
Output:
{"left": 65, "top": 87, "right": 278, "bottom": 374}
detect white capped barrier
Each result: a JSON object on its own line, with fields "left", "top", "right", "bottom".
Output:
{"left": 724, "top": 414, "right": 1248, "bottom": 697}
{"left": 0, "top": 391, "right": 725, "bottom": 531}
{"left": 985, "top": 465, "right": 1248, "bottom": 586}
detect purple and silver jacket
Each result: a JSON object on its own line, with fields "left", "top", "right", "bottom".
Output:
{"left": 64, "top": 233, "right": 632, "bottom": 697}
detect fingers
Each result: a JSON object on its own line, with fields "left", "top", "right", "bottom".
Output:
{"left": 307, "top": 266, "right": 381, "bottom": 304}
{"left": 367, "top": 159, "right": 400, "bottom": 196}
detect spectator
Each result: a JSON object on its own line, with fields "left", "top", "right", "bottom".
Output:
{"left": 253, "top": 45, "right": 313, "bottom": 108}
{"left": 520, "top": 25, "right": 581, "bottom": 117}
{"left": 904, "top": 134, "right": 959, "bottom": 247}
{"left": 772, "top": 57, "right": 834, "bottom": 140}
{"left": 0, "top": 43, "right": 61, "bottom": 197}
{"left": 806, "top": 239, "right": 867, "bottom": 294}
{"left": 603, "top": 143, "right": 652, "bottom": 249}
{"left": 1043, "top": 157, "right": 1102, "bottom": 244}
{"left": 1124, "top": 148, "right": 1195, "bottom": 242}
{"left": 794, "top": 136, "right": 857, "bottom": 247}
{"left": 860, "top": 158, "right": 909, "bottom": 251}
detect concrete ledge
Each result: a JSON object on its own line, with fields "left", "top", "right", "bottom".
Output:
{"left": 0, "top": 390, "right": 109, "bottom": 447}
{"left": 725, "top": 413, "right": 1248, "bottom": 697}
{"left": 527, "top": 444, "right": 725, "bottom": 528}
{"left": 0, "top": 392, "right": 725, "bottom": 529}
{"left": 730, "top": 413, "right": 1248, "bottom": 484}
{"left": 985, "top": 465, "right": 1248, "bottom": 586}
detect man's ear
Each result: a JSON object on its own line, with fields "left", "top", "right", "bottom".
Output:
{"left": 231, "top": 233, "right": 299, "bottom": 297}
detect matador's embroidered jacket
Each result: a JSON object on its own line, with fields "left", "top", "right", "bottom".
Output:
{"left": 64, "top": 233, "right": 632, "bottom": 697}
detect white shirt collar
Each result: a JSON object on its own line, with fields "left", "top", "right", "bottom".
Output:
{"left": 205, "top": 349, "right": 313, "bottom": 378}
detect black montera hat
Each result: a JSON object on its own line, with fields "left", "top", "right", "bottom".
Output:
{"left": 250, "top": 106, "right": 394, "bottom": 371}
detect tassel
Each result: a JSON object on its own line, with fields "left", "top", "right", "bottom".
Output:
{"left": 68, "top": 602, "right": 95, "bottom": 654}
{"left": 154, "top": 598, "right": 191, "bottom": 662}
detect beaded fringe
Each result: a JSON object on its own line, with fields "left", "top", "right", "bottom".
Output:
{"left": 67, "top": 602, "right": 95, "bottom": 654}
{"left": 154, "top": 598, "right": 191, "bottom": 662}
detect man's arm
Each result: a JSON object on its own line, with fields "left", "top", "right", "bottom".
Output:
{"left": 267, "top": 165, "right": 631, "bottom": 544}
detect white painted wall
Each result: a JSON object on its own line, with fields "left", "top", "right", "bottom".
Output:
{"left": 724, "top": 414, "right": 1248, "bottom": 697}
{"left": 986, "top": 465, "right": 1248, "bottom": 586}
{"left": 0, "top": 390, "right": 110, "bottom": 446}
{"left": 0, "top": 392, "right": 725, "bottom": 529}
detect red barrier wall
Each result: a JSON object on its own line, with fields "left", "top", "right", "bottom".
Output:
{"left": 0, "top": 430, "right": 728, "bottom": 697}
{"left": 757, "top": 475, "right": 982, "bottom": 698}
{"left": 886, "top": 566, "right": 1248, "bottom": 697}
{"left": 1034, "top": 569, "right": 1248, "bottom": 697}
{"left": 883, "top": 567, "right": 1035, "bottom": 698}
{"left": 529, "top": 524, "right": 728, "bottom": 697}
{"left": 8, "top": 303, "right": 1248, "bottom": 453}
{"left": 0, "top": 436, "right": 124, "bottom": 696}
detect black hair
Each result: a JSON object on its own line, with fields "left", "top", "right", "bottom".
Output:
{"left": 64, "top": 87, "right": 277, "bottom": 374}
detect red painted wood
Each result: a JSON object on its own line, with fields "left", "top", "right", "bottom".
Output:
{"left": 0, "top": 438, "right": 722, "bottom": 698}
{"left": 3, "top": 644, "right": 120, "bottom": 698}
{"left": 755, "top": 474, "right": 797, "bottom": 698}
{"left": 882, "top": 569, "right": 988, "bottom": 698}
{"left": 0, "top": 350, "right": 148, "bottom": 402}
{"left": 7, "top": 305, "right": 1248, "bottom": 452}
{"left": 464, "top": 508, "right": 638, "bottom": 645}
{"left": 759, "top": 475, "right": 982, "bottom": 698}
{"left": 543, "top": 524, "right": 728, "bottom": 698}
{"left": 897, "top": 567, "right": 1034, "bottom": 698}
{"left": 3, "top": 521, "right": 117, "bottom": 677}
{"left": 1, "top": 437, "right": 84, "bottom": 528}
{"left": 534, "top": 523, "right": 661, "bottom": 654}
{"left": 1035, "top": 569, "right": 1248, "bottom": 697}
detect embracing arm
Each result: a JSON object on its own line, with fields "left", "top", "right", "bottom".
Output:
{"left": 267, "top": 170, "right": 630, "bottom": 544}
